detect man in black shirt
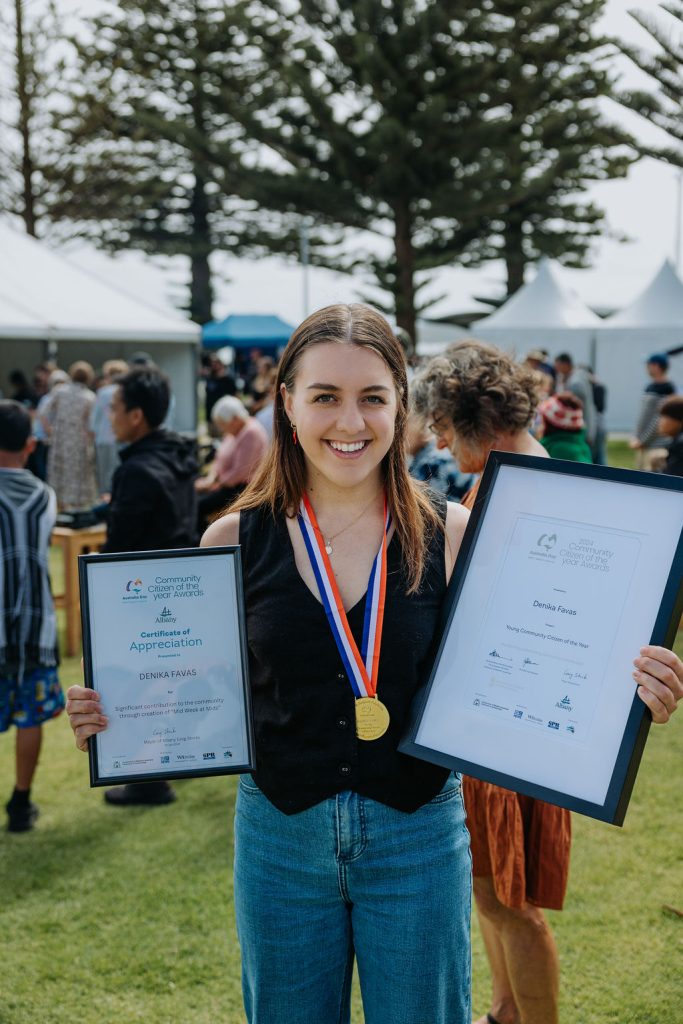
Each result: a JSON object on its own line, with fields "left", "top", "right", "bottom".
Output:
{"left": 103, "top": 367, "right": 198, "bottom": 805}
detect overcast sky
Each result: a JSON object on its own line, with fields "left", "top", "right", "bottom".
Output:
{"left": 47, "top": 0, "right": 683, "bottom": 325}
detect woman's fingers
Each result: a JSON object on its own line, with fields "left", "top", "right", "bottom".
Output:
{"left": 66, "top": 699, "right": 104, "bottom": 721}
{"left": 72, "top": 723, "right": 103, "bottom": 753}
{"left": 636, "top": 685, "right": 672, "bottom": 724}
{"left": 67, "top": 712, "right": 108, "bottom": 730}
{"left": 66, "top": 688, "right": 102, "bottom": 717}
{"left": 66, "top": 684, "right": 99, "bottom": 702}
{"left": 66, "top": 685, "right": 107, "bottom": 749}
{"left": 633, "top": 645, "right": 683, "bottom": 724}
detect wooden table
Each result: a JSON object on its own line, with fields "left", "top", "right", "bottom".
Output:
{"left": 52, "top": 524, "right": 107, "bottom": 656}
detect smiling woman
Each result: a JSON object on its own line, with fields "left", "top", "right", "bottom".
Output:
{"left": 229, "top": 302, "right": 445, "bottom": 594}
{"left": 196, "top": 303, "right": 476, "bottom": 1024}
{"left": 283, "top": 345, "right": 395, "bottom": 485}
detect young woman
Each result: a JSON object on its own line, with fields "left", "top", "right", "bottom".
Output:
{"left": 65, "top": 308, "right": 682, "bottom": 1024}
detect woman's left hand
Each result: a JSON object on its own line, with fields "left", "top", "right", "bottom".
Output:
{"left": 633, "top": 645, "right": 683, "bottom": 723}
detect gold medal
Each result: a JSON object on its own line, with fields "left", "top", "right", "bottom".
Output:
{"left": 299, "top": 494, "right": 392, "bottom": 744}
{"left": 355, "top": 697, "right": 390, "bottom": 741}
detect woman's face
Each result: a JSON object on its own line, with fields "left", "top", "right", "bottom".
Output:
{"left": 429, "top": 414, "right": 489, "bottom": 474}
{"left": 282, "top": 342, "right": 398, "bottom": 491}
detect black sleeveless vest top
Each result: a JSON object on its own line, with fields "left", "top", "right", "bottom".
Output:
{"left": 239, "top": 498, "right": 451, "bottom": 814}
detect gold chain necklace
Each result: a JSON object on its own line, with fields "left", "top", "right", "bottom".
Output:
{"left": 306, "top": 490, "right": 383, "bottom": 555}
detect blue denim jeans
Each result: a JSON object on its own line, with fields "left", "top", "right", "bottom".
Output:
{"left": 234, "top": 774, "right": 472, "bottom": 1024}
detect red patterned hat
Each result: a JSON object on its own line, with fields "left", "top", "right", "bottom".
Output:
{"left": 539, "top": 393, "right": 584, "bottom": 431}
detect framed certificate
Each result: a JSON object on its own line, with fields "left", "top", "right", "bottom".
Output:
{"left": 79, "top": 547, "right": 255, "bottom": 786}
{"left": 401, "top": 453, "right": 683, "bottom": 824}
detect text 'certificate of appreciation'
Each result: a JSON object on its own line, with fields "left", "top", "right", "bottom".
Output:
{"left": 401, "top": 454, "right": 683, "bottom": 824}
{"left": 80, "top": 547, "right": 254, "bottom": 785}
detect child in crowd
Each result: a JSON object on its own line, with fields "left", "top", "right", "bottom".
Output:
{"left": 657, "top": 396, "right": 683, "bottom": 477}
{"left": 0, "top": 401, "right": 63, "bottom": 832}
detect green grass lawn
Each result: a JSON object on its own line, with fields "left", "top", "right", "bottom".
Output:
{"left": 1, "top": 442, "right": 681, "bottom": 1023}
{"left": 604, "top": 439, "right": 637, "bottom": 471}
{"left": 2, "top": 644, "right": 681, "bottom": 1024}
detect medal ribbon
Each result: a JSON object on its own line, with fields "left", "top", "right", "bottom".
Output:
{"left": 297, "top": 493, "right": 390, "bottom": 699}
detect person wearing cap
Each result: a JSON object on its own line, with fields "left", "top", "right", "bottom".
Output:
{"left": 523, "top": 348, "right": 555, "bottom": 382}
{"left": 537, "top": 392, "right": 593, "bottom": 463}
{"left": 629, "top": 353, "right": 677, "bottom": 470}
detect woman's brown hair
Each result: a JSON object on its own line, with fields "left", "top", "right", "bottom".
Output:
{"left": 412, "top": 339, "right": 538, "bottom": 447}
{"left": 229, "top": 304, "right": 440, "bottom": 592}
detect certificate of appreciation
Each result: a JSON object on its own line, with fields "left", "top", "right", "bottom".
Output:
{"left": 79, "top": 547, "right": 254, "bottom": 785}
{"left": 401, "top": 454, "right": 683, "bottom": 824}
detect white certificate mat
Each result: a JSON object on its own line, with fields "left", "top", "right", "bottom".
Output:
{"left": 80, "top": 547, "right": 254, "bottom": 785}
{"left": 402, "top": 454, "right": 683, "bottom": 824}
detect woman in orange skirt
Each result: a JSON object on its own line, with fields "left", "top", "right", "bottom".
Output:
{"left": 414, "top": 341, "right": 577, "bottom": 1024}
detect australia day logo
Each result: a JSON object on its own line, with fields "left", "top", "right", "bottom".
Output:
{"left": 123, "top": 577, "right": 147, "bottom": 602}
{"left": 529, "top": 529, "right": 558, "bottom": 562}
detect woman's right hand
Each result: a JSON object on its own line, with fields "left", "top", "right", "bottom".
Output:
{"left": 65, "top": 686, "right": 108, "bottom": 752}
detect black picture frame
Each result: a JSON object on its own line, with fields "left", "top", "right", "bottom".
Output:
{"left": 79, "top": 546, "right": 255, "bottom": 786}
{"left": 400, "top": 453, "right": 683, "bottom": 825}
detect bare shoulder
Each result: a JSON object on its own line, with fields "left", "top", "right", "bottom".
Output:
{"left": 444, "top": 501, "right": 469, "bottom": 583}
{"left": 201, "top": 511, "right": 240, "bottom": 548}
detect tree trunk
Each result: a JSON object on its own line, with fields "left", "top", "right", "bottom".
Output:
{"left": 392, "top": 200, "right": 416, "bottom": 346}
{"left": 14, "top": 0, "right": 37, "bottom": 236}
{"left": 189, "top": 167, "right": 213, "bottom": 325}
{"left": 189, "top": 29, "right": 213, "bottom": 326}
{"left": 503, "top": 218, "right": 525, "bottom": 297}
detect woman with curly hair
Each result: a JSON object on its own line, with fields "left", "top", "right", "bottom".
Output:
{"left": 414, "top": 339, "right": 546, "bottom": 512}
{"left": 413, "top": 340, "right": 568, "bottom": 1024}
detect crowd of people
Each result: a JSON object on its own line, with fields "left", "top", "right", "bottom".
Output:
{"left": 2, "top": 310, "right": 682, "bottom": 1024}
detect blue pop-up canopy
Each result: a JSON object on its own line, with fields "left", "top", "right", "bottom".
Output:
{"left": 202, "top": 314, "right": 294, "bottom": 350}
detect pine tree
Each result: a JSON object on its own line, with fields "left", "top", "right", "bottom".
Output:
{"left": 47, "top": 0, "right": 303, "bottom": 324}
{"left": 0, "top": 1, "right": 66, "bottom": 236}
{"left": 220, "top": 0, "right": 635, "bottom": 335}
{"left": 615, "top": 1, "right": 683, "bottom": 166}
{"left": 482, "top": 0, "right": 635, "bottom": 296}
{"left": 218, "top": 0, "right": 507, "bottom": 340}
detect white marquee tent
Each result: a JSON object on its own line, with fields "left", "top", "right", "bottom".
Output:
{"left": 469, "top": 258, "right": 683, "bottom": 431}
{"left": 0, "top": 223, "right": 200, "bottom": 431}
{"left": 606, "top": 259, "right": 683, "bottom": 329}
{"left": 596, "top": 260, "right": 683, "bottom": 430}
{"left": 473, "top": 258, "right": 602, "bottom": 370}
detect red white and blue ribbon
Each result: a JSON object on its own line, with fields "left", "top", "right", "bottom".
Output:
{"left": 298, "top": 493, "right": 390, "bottom": 699}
